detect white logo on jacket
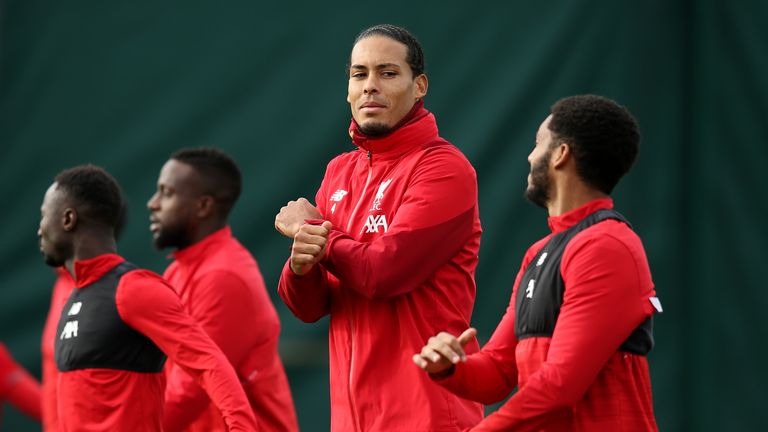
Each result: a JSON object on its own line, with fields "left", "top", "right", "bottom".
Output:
{"left": 330, "top": 190, "right": 348, "bottom": 214}
{"left": 60, "top": 320, "right": 79, "bottom": 339}
{"left": 526, "top": 280, "right": 536, "bottom": 299}
{"left": 370, "top": 179, "right": 392, "bottom": 211}
{"left": 68, "top": 302, "right": 82, "bottom": 316}
{"left": 364, "top": 215, "right": 389, "bottom": 233}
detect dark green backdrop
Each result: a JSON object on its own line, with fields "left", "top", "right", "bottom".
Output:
{"left": 1, "top": 1, "right": 766, "bottom": 430}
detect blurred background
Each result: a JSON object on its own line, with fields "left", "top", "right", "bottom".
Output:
{"left": 1, "top": 0, "right": 767, "bottom": 430}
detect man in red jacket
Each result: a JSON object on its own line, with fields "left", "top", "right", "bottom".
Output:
{"left": 37, "top": 164, "right": 258, "bottom": 432}
{"left": 414, "top": 95, "right": 661, "bottom": 431}
{"left": 275, "top": 24, "right": 483, "bottom": 431}
{"left": 147, "top": 147, "right": 297, "bottom": 432}
{"left": 41, "top": 207, "right": 124, "bottom": 432}
{"left": 0, "top": 342, "right": 41, "bottom": 423}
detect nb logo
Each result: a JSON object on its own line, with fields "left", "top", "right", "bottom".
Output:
{"left": 526, "top": 280, "right": 535, "bottom": 299}
{"left": 364, "top": 215, "right": 389, "bottom": 233}
{"left": 60, "top": 320, "right": 79, "bottom": 340}
{"left": 68, "top": 302, "right": 82, "bottom": 316}
{"left": 330, "top": 190, "right": 348, "bottom": 202}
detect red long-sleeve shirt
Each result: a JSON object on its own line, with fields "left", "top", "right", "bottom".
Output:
{"left": 41, "top": 268, "right": 75, "bottom": 432}
{"left": 0, "top": 342, "right": 41, "bottom": 421}
{"left": 162, "top": 226, "right": 297, "bottom": 432}
{"left": 57, "top": 254, "right": 258, "bottom": 432}
{"left": 437, "top": 198, "right": 659, "bottom": 431}
{"left": 279, "top": 104, "right": 484, "bottom": 431}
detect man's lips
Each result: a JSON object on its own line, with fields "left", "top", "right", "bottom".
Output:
{"left": 149, "top": 217, "right": 160, "bottom": 233}
{"left": 360, "top": 102, "right": 386, "bottom": 113}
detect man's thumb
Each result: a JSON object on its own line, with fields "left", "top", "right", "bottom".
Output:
{"left": 457, "top": 328, "right": 477, "bottom": 346}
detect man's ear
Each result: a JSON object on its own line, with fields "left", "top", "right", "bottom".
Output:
{"left": 62, "top": 208, "right": 77, "bottom": 232}
{"left": 551, "top": 142, "right": 572, "bottom": 169}
{"left": 196, "top": 196, "right": 216, "bottom": 219}
{"left": 414, "top": 74, "right": 428, "bottom": 100}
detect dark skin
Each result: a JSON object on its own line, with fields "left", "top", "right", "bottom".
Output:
{"left": 38, "top": 183, "right": 117, "bottom": 277}
{"left": 147, "top": 159, "right": 226, "bottom": 251}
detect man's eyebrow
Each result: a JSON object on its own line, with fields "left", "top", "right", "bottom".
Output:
{"left": 350, "top": 63, "right": 402, "bottom": 70}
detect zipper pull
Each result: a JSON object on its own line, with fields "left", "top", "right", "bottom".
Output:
{"left": 367, "top": 150, "right": 372, "bottom": 166}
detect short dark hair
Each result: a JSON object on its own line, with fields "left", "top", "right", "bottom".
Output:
{"left": 170, "top": 147, "right": 242, "bottom": 217}
{"left": 548, "top": 95, "right": 640, "bottom": 194}
{"left": 352, "top": 24, "right": 425, "bottom": 77}
{"left": 54, "top": 165, "right": 124, "bottom": 230}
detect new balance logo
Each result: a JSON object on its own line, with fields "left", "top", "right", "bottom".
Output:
{"left": 364, "top": 215, "right": 389, "bottom": 233}
{"left": 370, "top": 179, "right": 392, "bottom": 211}
{"left": 68, "top": 302, "right": 82, "bottom": 316}
{"left": 60, "top": 321, "right": 79, "bottom": 340}
{"left": 330, "top": 190, "right": 348, "bottom": 202}
{"left": 526, "top": 280, "right": 536, "bottom": 299}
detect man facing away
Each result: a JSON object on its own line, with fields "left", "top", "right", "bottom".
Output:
{"left": 275, "top": 24, "right": 484, "bottom": 431}
{"left": 147, "top": 148, "right": 297, "bottom": 432}
{"left": 38, "top": 164, "right": 258, "bottom": 431}
{"left": 414, "top": 95, "right": 661, "bottom": 431}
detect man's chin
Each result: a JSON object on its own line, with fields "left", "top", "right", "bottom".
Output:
{"left": 359, "top": 121, "right": 392, "bottom": 137}
{"left": 42, "top": 253, "right": 64, "bottom": 268}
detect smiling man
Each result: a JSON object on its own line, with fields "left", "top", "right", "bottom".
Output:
{"left": 275, "top": 24, "right": 483, "bottom": 431}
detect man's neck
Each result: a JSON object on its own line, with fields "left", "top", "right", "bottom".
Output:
{"left": 547, "top": 179, "right": 608, "bottom": 217}
{"left": 184, "top": 220, "right": 227, "bottom": 250}
{"left": 66, "top": 230, "right": 118, "bottom": 276}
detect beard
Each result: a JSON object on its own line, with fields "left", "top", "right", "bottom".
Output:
{"left": 41, "top": 242, "right": 71, "bottom": 268}
{"left": 152, "top": 223, "right": 189, "bottom": 250}
{"left": 359, "top": 122, "right": 392, "bottom": 137}
{"left": 525, "top": 149, "right": 553, "bottom": 209}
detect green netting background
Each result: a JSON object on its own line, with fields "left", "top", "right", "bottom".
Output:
{"left": 1, "top": 1, "right": 767, "bottom": 430}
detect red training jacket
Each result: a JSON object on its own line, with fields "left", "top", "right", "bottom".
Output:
{"left": 278, "top": 105, "right": 484, "bottom": 431}
{"left": 41, "top": 268, "right": 74, "bottom": 432}
{"left": 163, "top": 226, "right": 297, "bottom": 432}
{"left": 437, "top": 198, "right": 659, "bottom": 431}
{"left": 0, "top": 342, "right": 41, "bottom": 421}
{"left": 57, "top": 254, "right": 258, "bottom": 432}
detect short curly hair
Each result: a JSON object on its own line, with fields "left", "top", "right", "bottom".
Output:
{"left": 548, "top": 95, "right": 640, "bottom": 194}
{"left": 351, "top": 24, "right": 425, "bottom": 78}
{"left": 54, "top": 165, "right": 124, "bottom": 230}
{"left": 170, "top": 147, "right": 242, "bottom": 217}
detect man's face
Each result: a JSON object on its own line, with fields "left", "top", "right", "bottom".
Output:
{"left": 347, "top": 36, "right": 427, "bottom": 135}
{"left": 147, "top": 159, "right": 203, "bottom": 250}
{"left": 38, "top": 183, "right": 73, "bottom": 267}
{"left": 525, "top": 115, "right": 556, "bottom": 208}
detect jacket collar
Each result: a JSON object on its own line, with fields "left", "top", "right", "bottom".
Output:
{"left": 348, "top": 101, "right": 438, "bottom": 159}
{"left": 171, "top": 226, "right": 231, "bottom": 266}
{"left": 73, "top": 253, "right": 125, "bottom": 288}
{"left": 547, "top": 197, "right": 614, "bottom": 234}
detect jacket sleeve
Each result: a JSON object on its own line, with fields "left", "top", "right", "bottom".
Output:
{"left": 433, "top": 247, "right": 538, "bottom": 404}
{"left": 0, "top": 344, "right": 42, "bottom": 420}
{"left": 163, "top": 271, "right": 271, "bottom": 432}
{"left": 116, "top": 271, "right": 259, "bottom": 432}
{"left": 322, "top": 149, "right": 478, "bottom": 299}
{"left": 471, "top": 233, "right": 656, "bottom": 431}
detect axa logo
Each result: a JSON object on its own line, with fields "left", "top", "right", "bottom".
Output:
{"left": 364, "top": 215, "right": 389, "bottom": 233}
{"left": 60, "top": 320, "right": 79, "bottom": 340}
{"left": 526, "top": 279, "right": 536, "bottom": 299}
{"left": 369, "top": 179, "right": 392, "bottom": 211}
